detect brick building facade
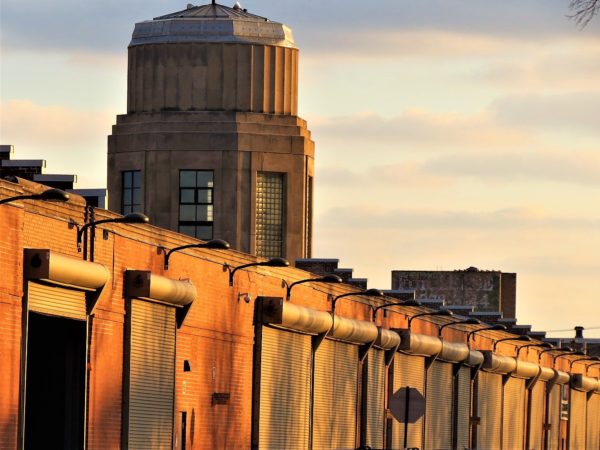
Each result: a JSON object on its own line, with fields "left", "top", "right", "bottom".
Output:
{"left": 392, "top": 268, "right": 517, "bottom": 319}
{"left": 1, "top": 178, "right": 599, "bottom": 450}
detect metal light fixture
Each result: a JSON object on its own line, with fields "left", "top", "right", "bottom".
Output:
{"left": 285, "top": 274, "right": 342, "bottom": 300}
{"left": 585, "top": 361, "right": 600, "bottom": 375}
{"left": 162, "top": 239, "right": 230, "bottom": 269}
{"left": 371, "top": 299, "right": 422, "bottom": 321}
{"left": 407, "top": 309, "right": 453, "bottom": 330}
{"left": 537, "top": 346, "right": 570, "bottom": 363}
{"left": 0, "top": 188, "right": 70, "bottom": 205}
{"left": 492, "top": 335, "right": 531, "bottom": 352}
{"left": 438, "top": 318, "right": 481, "bottom": 338}
{"left": 226, "top": 257, "right": 289, "bottom": 287}
{"left": 551, "top": 349, "right": 585, "bottom": 365}
{"left": 569, "top": 355, "right": 600, "bottom": 371}
{"left": 77, "top": 212, "right": 149, "bottom": 252}
{"left": 331, "top": 288, "right": 384, "bottom": 314}
{"left": 466, "top": 324, "right": 507, "bottom": 350}
{"left": 515, "top": 341, "right": 552, "bottom": 358}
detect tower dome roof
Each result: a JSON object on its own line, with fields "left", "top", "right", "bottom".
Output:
{"left": 130, "top": 2, "right": 295, "bottom": 48}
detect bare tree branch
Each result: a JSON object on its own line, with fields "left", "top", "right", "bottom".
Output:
{"left": 569, "top": 0, "right": 599, "bottom": 27}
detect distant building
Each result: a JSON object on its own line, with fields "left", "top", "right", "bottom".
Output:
{"left": 108, "top": 2, "right": 314, "bottom": 262}
{"left": 0, "top": 144, "right": 106, "bottom": 207}
{"left": 391, "top": 267, "right": 516, "bottom": 319}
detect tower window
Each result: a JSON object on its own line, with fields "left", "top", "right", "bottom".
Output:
{"left": 256, "top": 172, "right": 285, "bottom": 258}
{"left": 179, "top": 170, "right": 213, "bottom": 240}
{"left": 122, "top": 170, "right": 142, "bottom": 214}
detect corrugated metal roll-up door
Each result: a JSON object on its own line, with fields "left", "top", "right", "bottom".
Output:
{"left": 259, "top": 326, "right": 312, "bottom": 450}
{"left": 528, "top": 380, "right": 545, "bottom": 450}
{"left": 27, "top": 281, "right": 87, "bottom": 320}
{"left": 390, "top": 353, "right": 425, "bottom": 450}
{"left": 126, "top": 299, "right": 176, "bottom": 450}
{"left": 313, "top": 338, "right": 358, "bottom": 450}
{"left": 568, "top": 389, "right": 587, "bottom": 450}
{"left": 476, "top": 371, "right": 502, "bottom": 450}
{"left": 455, "top": 366, "right": 471, "bottom": 450}
{"left": 424, "top": 360, "right": 453, "bottom": 450}
{"left": 587, "top": 393, "right": 600, "bottom": 450}
{"left": 365, "top": 349, "right": 385, "bottom": 449}
{"left": 547, "top": 384, "right": 562, "bottom": 450}
{"left": 503, "top": 376, "right": 526, "bottom": 450}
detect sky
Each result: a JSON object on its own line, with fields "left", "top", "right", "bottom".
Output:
{"left": 1, "top": 0, "right": 600, "bottom": 336}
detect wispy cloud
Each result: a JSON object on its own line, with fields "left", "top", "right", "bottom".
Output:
{"left": 311, "top": 110, "right": 533, "bottom": 152}
{"left": 317, "top": 205, "right": 600, "bottom": 230}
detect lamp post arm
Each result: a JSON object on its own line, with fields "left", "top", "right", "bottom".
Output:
{"left": 164, "top": 243, "right": 205, "bottom": 268}
{"left": 407, "top": 311, "right": 439, "bottom": 329}
{"left": 286, "top": 278, "right": 318, "bottom": 299}
{"left": 538, "top": 347, "right": 562, "bottom": 363}
{"left": 372, "top": 302, "right": 406, "bottom": 320}
{"left": 331, "top": 292, "right": 355, "bottom": 311}
{"left": 569, "top": 357, "right": 597, "bottom": 371}
{"left": 77, "top": 217, "right": 129, "bottom": 244}
{"left": 228, "top": 262, "right": 264, "bottom": 285}
{"left": 0, "top": 194, "right": 33, "bottom": 205}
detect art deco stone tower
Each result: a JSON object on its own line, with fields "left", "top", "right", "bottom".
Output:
{"left": 108, "top": 2, "right": 314, "bottom": 261}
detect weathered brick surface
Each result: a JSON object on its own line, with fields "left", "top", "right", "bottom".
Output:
{"left": 0, "top": 301, "right": 21, "bottom": 450}
{"left": 1, "top": 179, "right": 598, "bottom": 450}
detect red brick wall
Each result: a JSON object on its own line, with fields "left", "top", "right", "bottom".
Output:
{"left": 0, "top": 204, "right": 22, "bottom": 450}
{"left": 2, "top": 180, "right": 598, "bottom": 450}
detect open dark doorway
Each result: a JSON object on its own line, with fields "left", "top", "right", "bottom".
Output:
{"left": 24, "top": 312, "right": 86, "bottom": 450}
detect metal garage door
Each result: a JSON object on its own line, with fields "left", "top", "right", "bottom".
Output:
{"left": 503, "top": 376, "right": 526, "bottom": 450}
{"left": 569, "top": 389, "right": 586, "bottom": 450}
{"left": 258, "top": 326, "right": 312, "bottom": 450}
{"left": 424, "top": 360, "right": 454, "bottom": 450}
{"left": 476, "top": 371, "right": 502, "bottom": 450}
{"left": 528, "top": 380, "right": 545, "bottom": 450}
{"left": 547, "top": 384, "right": 561, "bottom": 450}
{"left": 28, "top": 281, "right": 87, "bottom": 320}
{"left": 587, "top": 393, "right": 600, "bottom": 450}
{"left": 390, "top": 353, "right": 425, "bottom": 450}
{"left": 313, "top": 338, "right": 358, "bottom": 450}
{"left": 365, "top": 349, "right": 385, "bottom": 449}
{"left": 125, "top": 299, "right": 176, "bottom": 450}
{"left": 455, "top": 365, "right": 472, "bottom": 450}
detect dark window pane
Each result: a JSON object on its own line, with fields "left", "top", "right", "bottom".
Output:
{"left": 196, "top": 226, "right": 213, "bottom": 240}
{"left": 197, "top": 171, "right": 213, "bottom": 188}
{"left": 180, "top": 189, "right": 195, "bottom": 203}
{"left": 123, "top": 188, "right": 132, "bottom": 205}
{"left": 197, "top": 189, "right": 212, "bottom": 203}
{"left": 179, "top": 170, "right": 214, "bottom": 237}
{"left": 180, "top": 171, "right": 196, "bottom": 187}
{"left": 123, "top": 171, "right": 132, "bottom": 188}
{"left": 179, "top": 226, "right": 195, "bottom": 237}
{"left": 196, "top": 205, "right": 213, "bottom": 221}
{"left": 132, "top": 171, "right": 141, "bottom": 188}
{"left": 132, "top": 188, "right": 141, "bottom": 205}
{"left": 180, "top": 205, "right": 196, "bottom": 221}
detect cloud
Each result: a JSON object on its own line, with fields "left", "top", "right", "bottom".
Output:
{"left": 490, "top": 92, "right": 600, "bottom": 133}
{"left": 2, "top": 0, "right": 598, "bottom": 54}
{"left": 317, "top": 205, "right": 600, "bottom": 230}
{"left": 310, "top": 110, "right": 534, "bottom": 153}
{"left": 423, "top": 149, "right": 600, "bottom": 186}
{"left": 318, "top": 163, "right": 452, "bottom": 189}
{"left": 474, "top": 41, "right": 600, "bottom": 90}
{"left": 0, "top": 100, "right": 112, "bottom": 187}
